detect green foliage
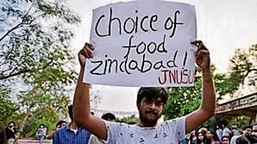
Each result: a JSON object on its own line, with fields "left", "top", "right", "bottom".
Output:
{"left": 229, "top": 116, "right": 251, "bottom": 128}
{"left": 116, "top": 115, "right": 139, "bottom": 124}
{"left": 0, "top": 83, "right": 19, "bottom": 124}
{"left": 22, "top": 107, "right": 59, "bottom": 138}
{"left": 163, "top": 67, "right": 203, "bottom": 120}
{"left": 0, "top": 0, "right": 80, "bottom": 138}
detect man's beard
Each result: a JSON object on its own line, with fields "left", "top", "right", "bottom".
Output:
{"left": 139, "top": 109, "right": 161, "bottom": 127}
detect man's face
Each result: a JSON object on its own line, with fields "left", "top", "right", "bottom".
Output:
{"left": 138, "top": 97, "right": 163, "bottom": 126}
{"left": 8, "top": 123, "right": 14, "bottom": 128}
{"left": 252, "top": 125, "right": 257, "bottom": 136}
{"left": 221, "top": 137, "right": 230, "bottom": 144}
{"left": 243, "top": 128, "right": 252, "bottom": 136}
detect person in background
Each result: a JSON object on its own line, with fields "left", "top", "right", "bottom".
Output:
{"left": 216, "top": 125, "right": 223, "bottom": 142}
{"left": 198, "top": 127, "right": 208, "bottom": 137}
{"left": 231, "top": 124, "right": 242, "bottom": 137}
{"left": 236, "top": 136, "right": 251, "bottom": 144}
{"left": 222, "top": 124, "right": 231, "bottom": 137}
{"left": 36, "top": 124, "right": 47, "bottom": 144}
{"left": 235, "top": 125, "right": 252, "bottom": 144}
{"left": 196, "top": 131, "right": 207, "bottom": 144}
{"left": 53, "top": 105, "right": 91, "bottom": 144}
{"left": 46, "top": 120, "right": 67, "bottom": 139}
{"left": 206, "top": 129, "right": 221, "bottom": 144}
{"left": 73, "top": 40, "right": 215, "bottom": 143}
{"left": 100, "top": 113, "right": 116, "bottom": 122}
{"left": 252, "top": 123, "right": 257, "bottom": 137}
{"left": 220, "top": 135, "right": 230, "bottom": 144}
{"left": 180, "top": 133, "right": 190, "bottom": 144}
{"left": 247, "top": 123, "right": 257, "bottom": 144}
{"left": 89, "top": 112, "right": 116, "bottom": 144}
{"left": 5, "top": 121, "right": 16, "bottom": 144}
{"left": 189, "top": 130, "right": 197, "bottom": 144}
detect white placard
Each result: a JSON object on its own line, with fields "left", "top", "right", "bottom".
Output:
{"left": 84, "top": 0, "right": 197, "bottom": 87}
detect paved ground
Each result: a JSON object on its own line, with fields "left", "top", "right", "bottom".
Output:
{"left": 17, "top": 139, "right": 52, "bottom": 144}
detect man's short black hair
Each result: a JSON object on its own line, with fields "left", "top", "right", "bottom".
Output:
{"left": 56, "top": 120, "right": 67, "bottom": 128}
{"left": 136, "top": 87, "right": 168, "bottom": 105}
{"left": 242, "top": 125, "right": 252, "bottom": 130}
{"left": 101, "top": 112, "right": 116, "bottom": 121}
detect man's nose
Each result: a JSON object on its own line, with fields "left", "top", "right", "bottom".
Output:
{"left": 149, "top": 102, "right": 157, "bottom": 109}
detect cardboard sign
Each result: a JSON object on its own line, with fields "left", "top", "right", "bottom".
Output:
{"left": 84, "top": 0, "right": 197, "bottom": 87}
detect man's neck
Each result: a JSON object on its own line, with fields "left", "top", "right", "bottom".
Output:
{"left": 137, "top": 120, "right": 157, "bottom": 127}
{"left": 69, "top": 121, "right": 78, "bottom": 130}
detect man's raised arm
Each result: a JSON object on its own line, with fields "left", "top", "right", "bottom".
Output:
{"left": 73, "top": 43, "right": 108, "bottom": 140}
{"left": 185, "top": 40, "right": 216, "bottom": 133}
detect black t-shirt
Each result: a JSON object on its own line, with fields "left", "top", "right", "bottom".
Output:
{"left": 5, "top": 127, "right": 15, "bottom": 140}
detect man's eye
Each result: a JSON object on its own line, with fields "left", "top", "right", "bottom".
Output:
{"left": 155, "top": 101, "right": 163, "bottom": 106}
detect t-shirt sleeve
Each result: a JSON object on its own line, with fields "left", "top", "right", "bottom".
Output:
{"left": 167, "top": 116, "right": 186, "bottom": 141}
{"left": 104, "top": 121, "right": 125, "bottom": 144}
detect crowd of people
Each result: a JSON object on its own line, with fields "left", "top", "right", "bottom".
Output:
{"left": 1, "top": 112, "right": 257, "bottom": 144}
{"left": 0, "top": 107, "right": 117, "bottom": 144}
{"left": 180, "top": 123, "right": 257, "bottom": 144}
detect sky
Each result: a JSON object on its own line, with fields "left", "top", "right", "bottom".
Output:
{"left": 67, "top": 0, "right": 257, "bottom": 116}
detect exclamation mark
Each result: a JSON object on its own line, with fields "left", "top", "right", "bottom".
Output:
{"left": 183, "top": 51, "right": 187, "bottom": 68}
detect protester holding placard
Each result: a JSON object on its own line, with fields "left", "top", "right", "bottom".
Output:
{"left": 73, "top": 1, "right": 215, "bottom": 143}
{"left": 73, "top": 39, "right": 215, "bottom": 144}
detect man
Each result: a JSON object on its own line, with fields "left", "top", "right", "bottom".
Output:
{"left": 53, "top": 105, "right": 91, "bottom": 144}
{"left": 252, "top": 123, "right": 257, "bottom": 137}
{"left": 73, "top": 40, "right": 216, "bottom": 143}
{"left": 46, "top": 120, "right": 67, "bottom": 139}
{"left": 249, "top": 123, "right": 257, "bottom": 144}
{"left": 222, "top": 124, "right": 231, "bottom": 137}
{"left": 5, "top": 121, "right": 16, "bottom": 144}
{"left": 36, "top": 124, "right": 47, "bottom": 144}
{"left": 229, "top": 124, "right": 242, "bottom": 144}
{"left": 231, "top": 124, "right": 242, "bottom": 136}
{"left": 234, "top": 125, "right": 252, "bottom": 144}
{"left": 216, "top": 125, "right": 223, "bottom": 141}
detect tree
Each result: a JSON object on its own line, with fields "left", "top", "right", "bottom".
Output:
{"left": 225, "top": 45, "right": 257, "bottom": 96}
{"left": 0, "top": 0, "right": 80, "bottom": 138}
{"left": 22, "top": 107, "right": 60, "bottom": 138}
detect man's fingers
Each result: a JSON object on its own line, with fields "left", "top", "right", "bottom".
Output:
{"left": 191, "top": 40, "right": 203, "bottom": 45}
{"left": 191, "top": 40, "right": 208, "bottom": 50}
{"left": 195, "top": 49, "right": 209, "bottom": 57}
{"left": 80, "top": 43, "right": 94, "bottom": 58}
{"left": 85, "top": 42, "right": 94, "bottom": 51}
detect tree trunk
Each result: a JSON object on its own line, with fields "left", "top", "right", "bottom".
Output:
{"left": 16, "top": 103, "right": 34, "bottom": 139}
